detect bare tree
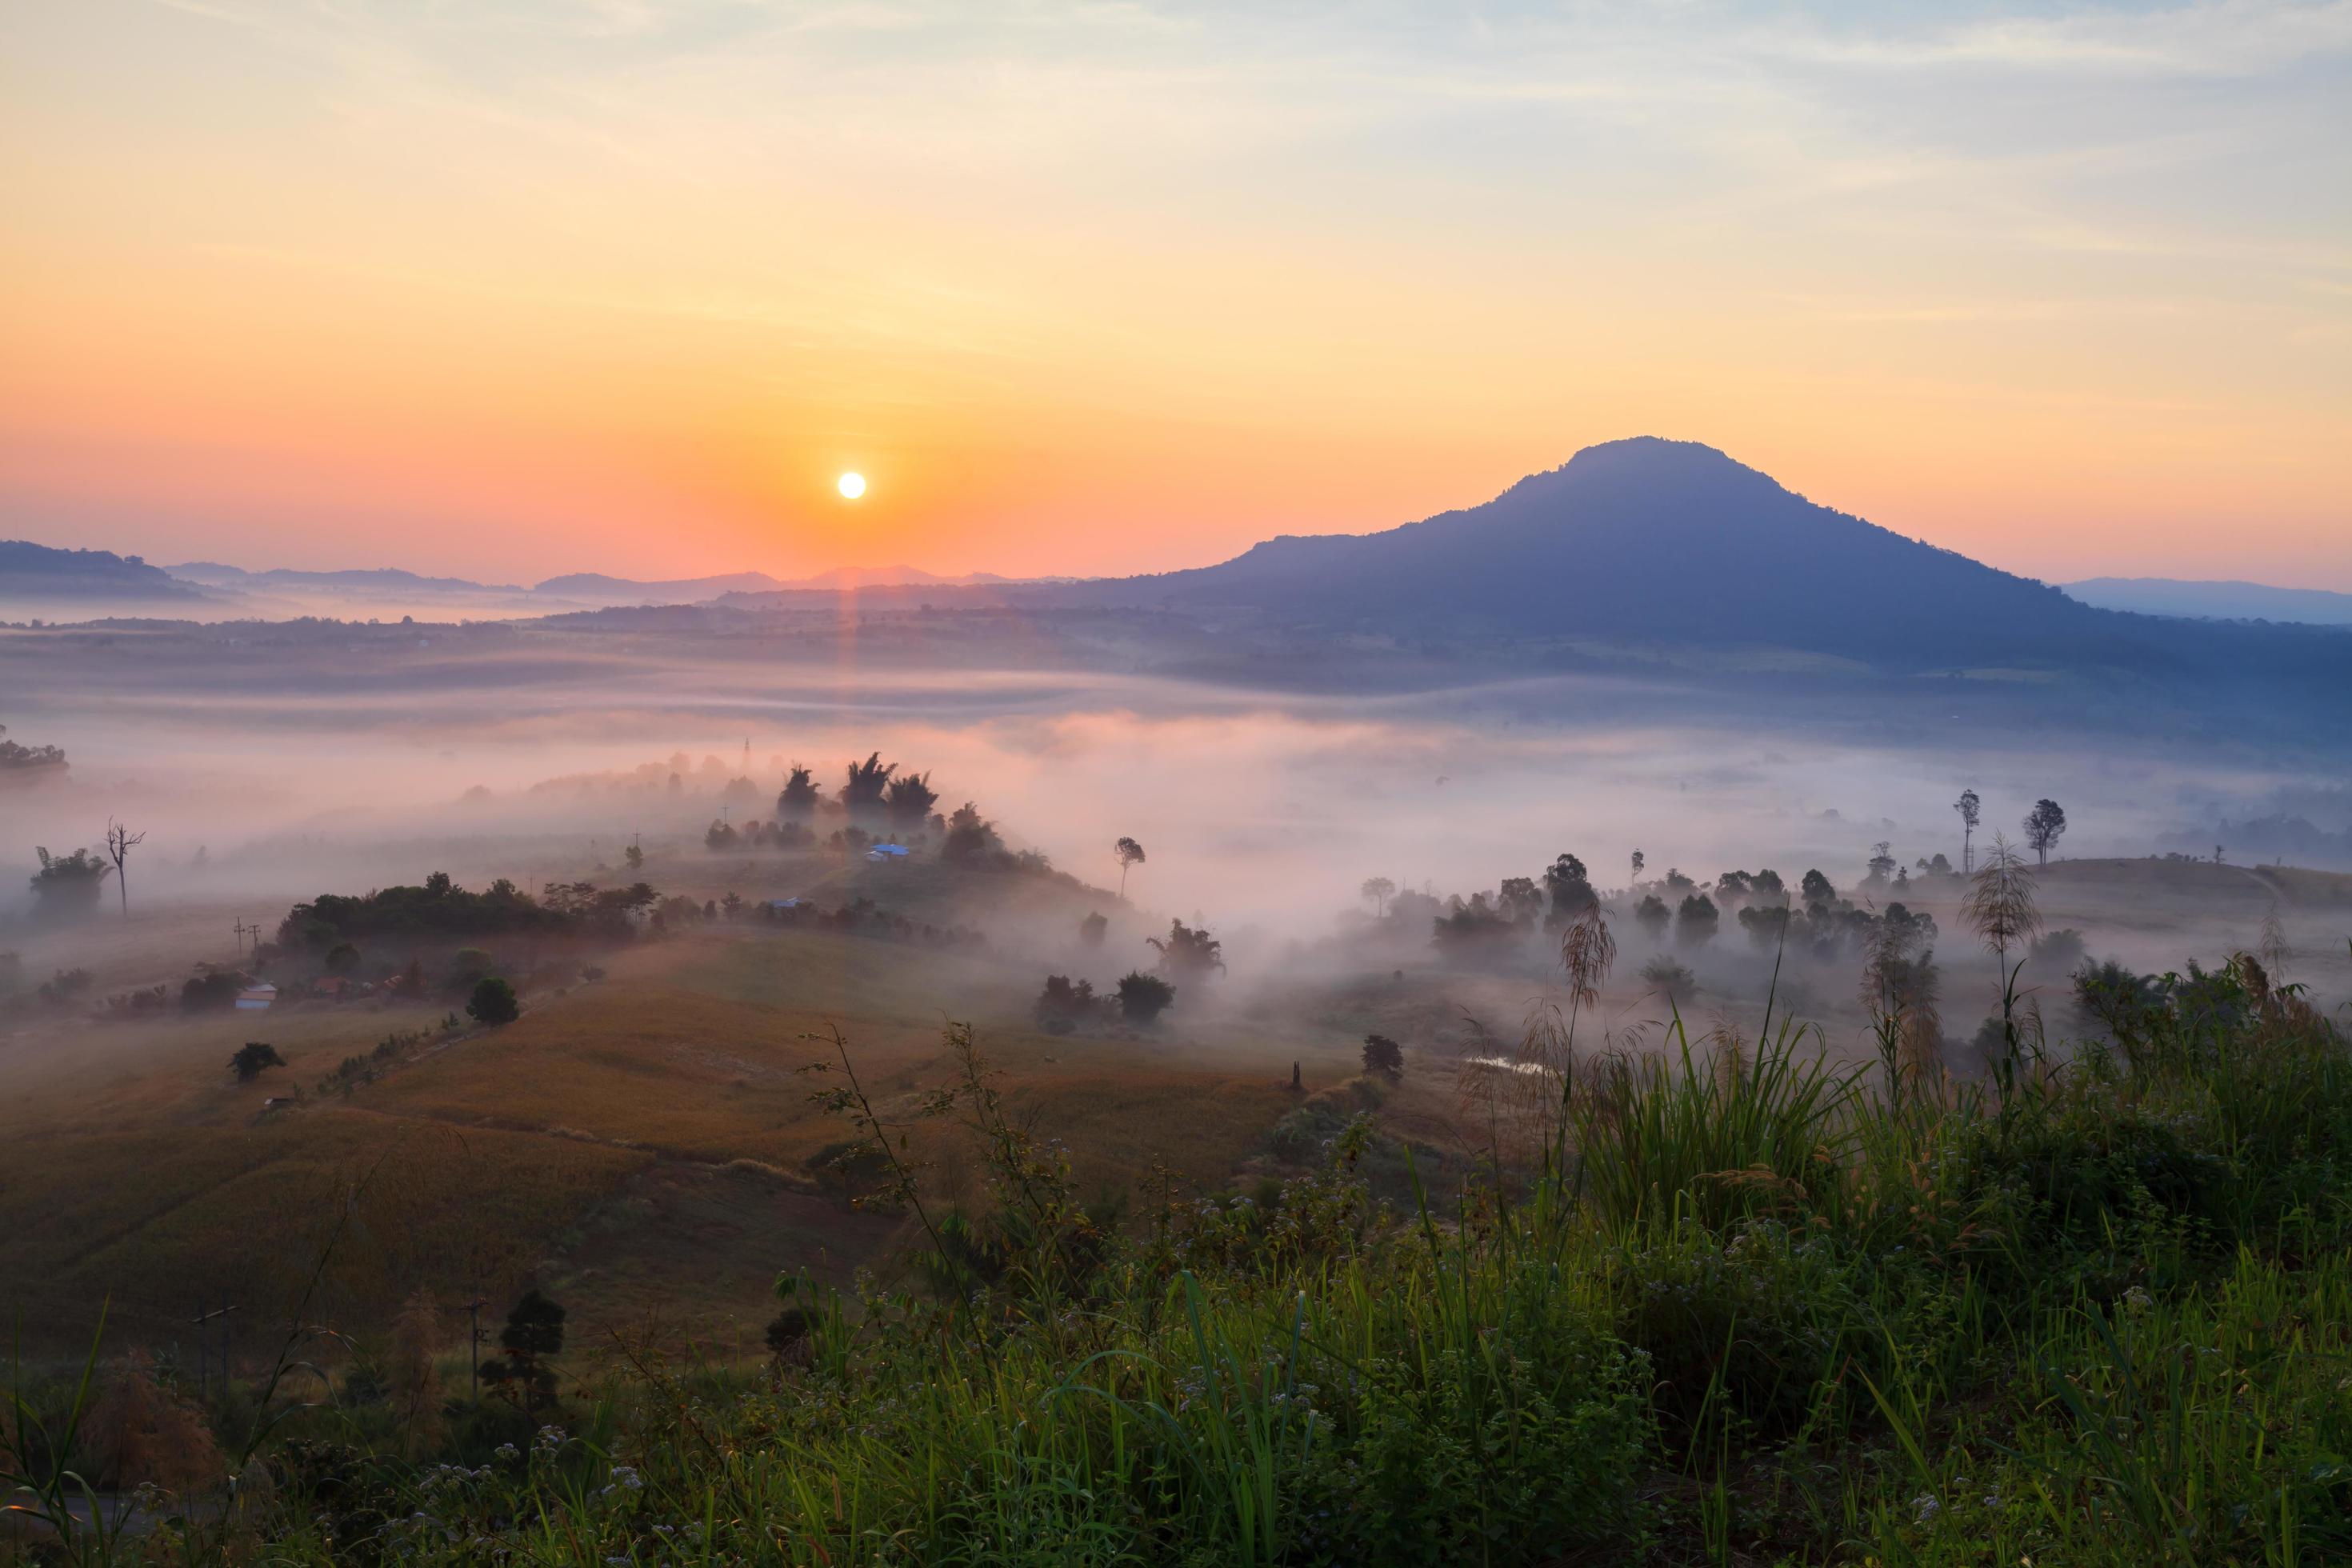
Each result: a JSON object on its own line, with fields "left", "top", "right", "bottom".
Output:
{"left": 1359, "top": 876, "right": 1395, "bottom": 918}
{"left": 1114, "top": 837, "right": 1146, "bottom": 898}
{"left": 1953, "top": 789, "right": 1981, "bottom": 874}
{"left": 104, "top": 818, "right": 146, "bottom": 918}
{"left": 2022, "top": 798, "right": 2067, "bottom": 867}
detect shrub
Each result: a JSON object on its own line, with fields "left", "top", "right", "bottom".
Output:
{"left": 180, "top": 967, "right": 245, "bottom": 1012}
{"left": 1115, "top": 970, "right": 1174, "bottom": 1023}
{"left": 1361, "top": 1032, "right": 1404, "bottom": 1080}
{"left": 230, "top": 1041, "right": 286, "bottom": 1081}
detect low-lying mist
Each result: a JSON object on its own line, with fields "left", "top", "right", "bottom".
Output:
{"left": 10, "top": 646, "right": 2347, "bottom": 1028}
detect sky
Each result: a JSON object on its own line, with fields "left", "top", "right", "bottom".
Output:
{"left": 2, "top": 1, "right": 2347, "bottom": 588}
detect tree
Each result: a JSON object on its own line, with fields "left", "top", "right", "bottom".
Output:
{"left": 1864, "top": 842, "right": 1898, "bottom": 887}
{"left": 1034, "top": 974, "right": 1099, "bottom": 1033}
{"left": 942, "top": 802, "right": 998, "bottom": 861}
{"left": 29, "top": 846, "right": 110, "bottom": 919}
{"left": 1799, "top": 869, "right": 1835, "bottom": 908}
{"left": 102, "top": 818, "right": 145, "bottom": 918}
{"left": 479, "top": 1290, "right": 565, "bottom": 1415}
{"left": 324, "top": 942, "right": 361, "bottom": 974}
{"left": 0, "top": 723, "right": 68, "bottom": 775}
{"left": 1630, "top": 849, "right": 1645, "bottom": 882}
{"left": 1148, "top": 919, "right": 1225, "bottom": 981}
{"left": 1115, "top": 970, "right": 1174, "bottom": 1024}
{"left": 1674, "top": 894, "right": 1718, "bottom": 949}
{"left": 230, "top": 1042, "right": 285, "bottom": 1081}
{"left": 1541, "top": 853, "right": 1594, "bottom": 924}
{"left": 840, "top": 753, "right": 896, "bottom": 818}
{"left": 882, "top": 771, "right": 940, "bottom": 827}
{"left": 778, "top": 765, "right": 822, "bottom": 820}
{"left": 1361, "top": 1033, "right": 1403, "bottom": 1081}
{"left": 2022, "top": 798, "right": 2067, "bottom": 866}
{"left": 1953, "top": 788, "right": 1982, "bottom": 874}
{"left": 1359, "top": 876, "right": 1395, "bottom": 918}
{"left": 623, "top": 841, "right": 644, "bottom": 873}
{"left": 466, "top": 976, "right": 520, "bottom": 1026}
{"left": 1114, "top": 837, "right": 1146, "bottom": 898}
{"left": 1633, "top": 894, "right": 1670, "bottom": 942}
{"left": 1078, "top": 911, "right": 1108, "bottom": 947}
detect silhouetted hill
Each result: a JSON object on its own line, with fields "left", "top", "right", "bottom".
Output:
{"left": 0, "top": 540, "right": 208, "bottom": 599}
{"left": 1077, "top": 438, "right": 2144, "bottom": 668}
{"left": 170, "top": 561, "right": 522, "bottom": 594}
{"left": 531, "top": 570, "right": 792, "bottom": 603}
{"left": 2064, "top": 577, "right": 2352, "bottom": 626}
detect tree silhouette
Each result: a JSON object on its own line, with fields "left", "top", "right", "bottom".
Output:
{"left": 883, "top": 771, "right": 940, "bottom": 827}
{"left": 2022, "top": 799, "right": 2067, "bottom": 866}
{"left": 1953, "top": 789, "right": 1982, "bottom": 874}
{"left": 778, "top": 764, "right": 822, "bottom": 820}
{"left": 942, "top": 802, "right": 998, "bottom": 861}
{"left": 1361, "top": 1033, "right": 1404, "bottom": 1081}
{"left": 1674, "top": 894, "right": 1719, "bottom": 949}
{"left": 1634, "top": 894, "right": 1670, "bottom": 942}
{"left": 840, "top": 753, "right": 896, "bottom": 818}
{"left": 1115, "top": 971, "right": 1175, "bottom": 1024}
{"left": 1541, "top": 853, "right": 1594, "bottom": 925}
{"left": 480, "top": 1290, "right": 565, "bottom": 1416}
{"left": 1629, "top": 849, "right": 1646, "bottom": 882}
{"left": 103, "top": 818, "right": 145, "bottom": 918}
{"left": 1359, "top": 876, "right": 1395, "bottom": 918}
{"left": 1078, "top": 911, "right": 1108, "bottom": 947}
{"left": 29, "top": 846, "right": 111, "bottom": 920}
{"left": 1148, "top": 918, "right": 1224, "bottom": 981}
{"left": 230, "top": 1042, "right": 285, "bottom": 1082}
{"left": 1114, "top": 837, "right": 1146, "bottom": 898}
{"left": 466, "top": 976, "right": 520, "bottom": 1026}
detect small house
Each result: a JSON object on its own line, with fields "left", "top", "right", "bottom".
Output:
{"left": 234, "top": 983, "right": 278, "bottom": 1012}
{"left": 866, "top": 843, "right": 910, "bottom": 862}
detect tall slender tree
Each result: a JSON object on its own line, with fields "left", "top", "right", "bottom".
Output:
{"left": 1114, "top": 837, "right": 1146, "bottom": 898}
{"left": 103, "top": 818, "right": 145, "bottom": 918}
{"left": 1953, "top": 789, "right": 1981, "bottom": 874}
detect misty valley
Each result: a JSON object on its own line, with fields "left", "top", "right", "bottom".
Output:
{"left": 7, "top": 512, "right": 2352, "bottom": 1563}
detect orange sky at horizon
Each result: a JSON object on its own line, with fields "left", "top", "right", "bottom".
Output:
{"left": 3, "top": 2, "right": 2346, "bottom": 589}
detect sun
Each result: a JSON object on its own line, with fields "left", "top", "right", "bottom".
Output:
{"left": 837, "top": 471, "right": 866, "bottom": 500}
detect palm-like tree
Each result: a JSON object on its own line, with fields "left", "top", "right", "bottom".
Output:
{"left": 1114, "top": 837, "right": 1146, "bottom": 898}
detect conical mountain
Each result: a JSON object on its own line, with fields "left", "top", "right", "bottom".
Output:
{"left": 1100, "top": 437, "right": 2114, "bottom": 666}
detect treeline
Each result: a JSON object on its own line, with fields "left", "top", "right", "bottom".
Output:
{"left": 277, "top": 873, "right": 657, "bottom": 950}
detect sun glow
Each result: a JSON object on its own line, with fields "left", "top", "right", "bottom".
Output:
{"left": 837, "top": 472, "right": 866, "bottom": 501}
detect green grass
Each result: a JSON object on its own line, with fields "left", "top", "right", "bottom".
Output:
{"left": 7, "top": 948, "right": 2351, "bottom": 1566}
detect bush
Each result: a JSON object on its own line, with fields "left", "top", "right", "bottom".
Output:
{"left": 1115, "top": 970, "right": 1174, "bottom": 1024}
{"left": 466, "top": 976, "right": 520, "bottom": 1026}
{"left": 180, "top": 967, "right": 246, "bottom": 1012}
{"left": 230, "top": 1041, "right": 286, "bottom": 1082}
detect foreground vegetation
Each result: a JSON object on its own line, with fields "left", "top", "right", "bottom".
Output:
{"left": 8, "top": 927, "right": 2351, "bottom": 1565}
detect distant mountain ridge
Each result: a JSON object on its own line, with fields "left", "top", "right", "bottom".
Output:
{"left": 2062, "top": 577, "right": 2352, "bottom": 626}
